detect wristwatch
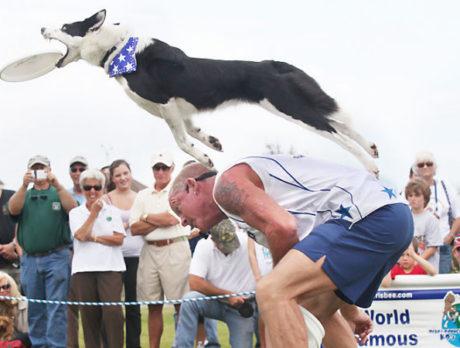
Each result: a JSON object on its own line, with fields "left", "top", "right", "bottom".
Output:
{"left": 143, "top": 213, "right": 149, "bottom": 222}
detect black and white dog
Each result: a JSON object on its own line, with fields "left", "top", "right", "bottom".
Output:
{"left": 42, "top": 9, "right": 378, "bottom": 172}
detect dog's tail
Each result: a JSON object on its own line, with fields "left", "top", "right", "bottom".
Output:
{"left": 256, "top": 60, "right": 338, "bottom": 132}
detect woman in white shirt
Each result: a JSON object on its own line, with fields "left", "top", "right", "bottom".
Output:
{"left": 69, "top": 169, "right": 126, "bottom": 348}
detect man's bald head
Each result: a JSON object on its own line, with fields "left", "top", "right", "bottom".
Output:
{"left": 169, "top": 162, "right": 213, "bottom": 199}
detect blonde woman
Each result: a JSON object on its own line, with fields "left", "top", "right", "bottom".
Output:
{"left": 69, "top": 169, "right": 126, "bottom": 348}
{"left": 0, "top": 271, "right": 29, "bottom": 347}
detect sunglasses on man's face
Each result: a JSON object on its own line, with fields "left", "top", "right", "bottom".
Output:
{"left": 70, "top": 167, "right": 86, "bottom": 173}
{"left": 417, "top": 162, "right": 434, "bottom": 168}
{"left": 30, "top": 194, "right": 48, "bottom": 201}
{"left": 83, "top": 185, "right": 102, "bottom": 191}
{"left": 153, "top": 165, "right": 171, "bottom": 171}
{"left": 0, "top": 284, "right": 11, "bottom": 291}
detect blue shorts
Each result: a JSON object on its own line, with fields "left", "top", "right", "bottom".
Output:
{"left": 293, "top": 203, "right": 413, "bottom": 308}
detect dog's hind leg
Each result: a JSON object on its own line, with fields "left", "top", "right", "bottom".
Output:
{"left": 329, "top": 113, "right": 379, "bottom": 158}
{"left": 320, "top": 130, "right": 379, "bottom": 175}
{"left": 161, "top": 109, "right": 215, "bottom": 168}
{"left": 183, "top": 118, "right": 223, "bottom": 152}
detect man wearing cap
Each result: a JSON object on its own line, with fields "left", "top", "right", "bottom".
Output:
{"left": 173, "top": 224, "right": 257, "bottom": 348}
{"left": 68, "top": 156, "right": 88, "bottom": 206}
{"left": 7, "top": 155, "right": 77, "bottom": 348}
{"left": 130, "top": 150, "right": 191, "bottom": 348}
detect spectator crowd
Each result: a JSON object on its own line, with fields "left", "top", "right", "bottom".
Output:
{"left": 0, "top": 149, "right": 458, "bottom": 348}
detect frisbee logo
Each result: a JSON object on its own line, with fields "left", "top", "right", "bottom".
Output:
{"left": 441, "top": 291, "right": 460, "bottom": 347}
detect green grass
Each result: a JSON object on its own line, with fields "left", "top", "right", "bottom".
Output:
{"left": 78, "top": 306, "right": 232, "bottom": 348}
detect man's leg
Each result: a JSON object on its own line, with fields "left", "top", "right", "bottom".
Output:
{"left": 43, "top": 248, "right": 71, "bottom": 348}
{"left": 21, "top": 253, "right": 47, "bottom": 348}
{"left": 148, "top": 304, "right": 164, "bottom": 348}
{"left": 224, "top": 303, "right": 256, "bottom": 348}
{"left": 174, "top": 291, "right": 225, "bottom": 348}
{"left": 296, "top": 291, "right": 357, "bottom": 347}
{"left": 204, "top": 318, "right": 220, "bottom": 347}
{"left": 256, "top": 251, "right": 336, "bottom": 348}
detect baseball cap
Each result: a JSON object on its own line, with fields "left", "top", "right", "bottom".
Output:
{"left": 28, "top": 155, "right": 50, "bottom": 168}
{"left": 209, "top": 219, "right": 240, "bottom": 254}
{"left": 151, "top": 150, "right": 174, "bottom": 167}
{"left": 69, "top": 156, "right": 88, "bottom": 167}
{"left": 454, "top": 236, "right": 460, "bottom": 250}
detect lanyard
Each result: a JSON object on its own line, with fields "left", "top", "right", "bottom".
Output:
{"left": 434, "top": 180, "right": 438, "bottom": 212}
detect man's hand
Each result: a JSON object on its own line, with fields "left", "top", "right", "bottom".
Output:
{"left": 23, "top": 171, "right": 34, "bottom": 188}
{"left": 228, "top": 295, "right": 247, "bottom": 307}
{"left": 47, "top": 171, "right": 60, "bottom": 188}
{"left": 0, "top": 243, "right": 17, "bottom": 260}
{"left": 345, "top": 309, "right": 373, "bottom": 345}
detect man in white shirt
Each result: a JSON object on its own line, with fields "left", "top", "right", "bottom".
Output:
{"left": 173, "top": 227, "right": 257, "bottom": 348}
{"left": 130, "top": 150, "right": 191, "bottom": 348}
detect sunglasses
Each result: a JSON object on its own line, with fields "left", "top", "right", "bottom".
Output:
{"left": 153, "top": 165, "right": 171, "bottom": 171}
{"left": 70, "top": 167, "right": 86, "bottom": 173}
{"left": 186, "top": 171, "right": 217, "bottom": 193}
{"left": 83, "top": 185, "right": 102, "bottom": 191}
{"left": 30, "top": 194, "right": 48, "bottom": 201}
{"left": 417, "top": 162, "right": 434, "bottom": 168}
{"left": 0, "top": 284, "right": 11, "bottom": 291}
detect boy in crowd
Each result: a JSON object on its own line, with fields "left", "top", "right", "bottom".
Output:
{"left": 405, "top": 179, "right": 443, "bottom": 272}
{"left": 453, "top": 236, "right": 460, "bottom": 270}
{"left": 381, "top": 239, "right": 437, "bottom": 287}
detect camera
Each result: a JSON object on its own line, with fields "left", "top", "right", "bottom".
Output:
{"left": 235, "top": 300, "right": 254, "bottom": 318}
{"left": 33, "top": 170, "right": 47, "bottom": 180}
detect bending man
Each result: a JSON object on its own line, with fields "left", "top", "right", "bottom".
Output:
{"left": 169, "top": 154, "right": 413, "bottom": 347}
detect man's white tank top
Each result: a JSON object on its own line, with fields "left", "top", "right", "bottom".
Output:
{"left": 213, "top": 155, "right": 406, "bottom": 247}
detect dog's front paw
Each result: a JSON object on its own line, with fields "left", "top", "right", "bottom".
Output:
{"left": 209, "top": 136, "right": 223, "bottom": 152}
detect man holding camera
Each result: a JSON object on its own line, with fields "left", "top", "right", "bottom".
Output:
{"left": 8, "top": 155, "right": 77, "bottom": 348}
{"left": 173, "top": 227, "right": 257, "bottom": 348}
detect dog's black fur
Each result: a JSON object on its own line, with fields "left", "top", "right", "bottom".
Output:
{"left": 42, "top": 10, "right": 378, "bottom": 172}
{"left": 135, "top": 41, "right": 339, "bottom": 131}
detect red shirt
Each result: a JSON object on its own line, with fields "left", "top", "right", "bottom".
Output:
{"left": 391, "top": 264, "right": 427, "bottom": 279}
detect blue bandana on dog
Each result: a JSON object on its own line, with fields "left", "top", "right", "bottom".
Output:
{"left": 109, "top": 37, "right": 139, "bottom": 77}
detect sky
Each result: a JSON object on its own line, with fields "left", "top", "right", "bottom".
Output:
{"left": 1, "top": 1, "right": 460, "bottom": 192}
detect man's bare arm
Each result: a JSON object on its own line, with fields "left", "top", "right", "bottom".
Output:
{"left": 215, "top": 164, "right": 298, "bottom": 264}
{"left": 189, "top": 274, "right": 246, "bottom": 307}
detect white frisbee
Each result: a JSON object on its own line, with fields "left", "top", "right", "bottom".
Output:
{"left": 0, "top": 52, "right": 63, "bottom": 82}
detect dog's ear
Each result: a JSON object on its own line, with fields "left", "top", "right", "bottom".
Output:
{"left": 87, "top": 9, "right": 107, "bottom": 32}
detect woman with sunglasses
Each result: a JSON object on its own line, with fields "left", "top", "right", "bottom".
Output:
{"left": 68, "top": 169, "right": 126, "bottom": 348}
{"left": 102, "top": 160, "right": 143, "bottom": 348}
{"left": 412, "top": 151, "right": 460, "bottom": 274}
{"left": 0, "top": 271, "right": 30, "bottom": 347}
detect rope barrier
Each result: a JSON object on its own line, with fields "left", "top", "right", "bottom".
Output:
{"left": 0, "top": 291, "right": 256, "bottom": 306}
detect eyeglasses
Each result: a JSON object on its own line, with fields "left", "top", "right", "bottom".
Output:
{"left": 0, "top": 284, "right": 11, "bottom": 291}
{"left": 70, "top": 167, "right": 86, "bottom": 173}
{"left": 30, "top": 194, "right": 48, "bottom": 201}
{"left": 83, "top": 185, "right": 102, "bottom": 191}
{"left": 417, "top": 162, "right": 434, "bottom": 168}
{"left": 153, "top": 165, "right": 171, "bottom": 171}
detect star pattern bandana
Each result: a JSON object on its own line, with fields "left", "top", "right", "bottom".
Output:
{"left": 109, "top": 37, "right": 139, "bottom": 77}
